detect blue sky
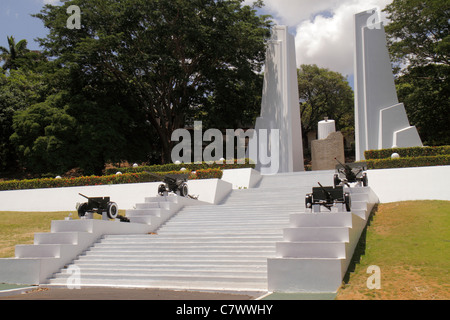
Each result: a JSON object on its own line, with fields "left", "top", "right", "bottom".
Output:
{"left": 0, "top": 0, "right": 54, "bottom": 51}
{"left": 1, "top": 0, "right": 393, "bottom": 89}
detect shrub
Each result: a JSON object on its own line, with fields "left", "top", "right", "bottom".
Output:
{"left": 0, "top": 169, "right": 223, "bottom": 191}
{"left": 364, "top": 155, "right": 450, "bottom": 169}
{"left": 364, "top": 146, "right": 450, "bottom": 160}
{"left": 105, "top": 159, "right": 254, "bottom": 175}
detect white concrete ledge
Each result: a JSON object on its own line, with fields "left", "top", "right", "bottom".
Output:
{"left": 367, "top": 165, "right": 450, "bottom": 203}
{"left": 0, "top": 177, "right": 233, "bottom": 212}
{"left": 221, "top": 168, "right": 261, "bottom": 189}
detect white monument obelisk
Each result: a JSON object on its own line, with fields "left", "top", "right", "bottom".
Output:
{"left": 249, "top": 26, "right": 304, "bottom": 174}
{"left": 354, "top": 9, "right": 422, "bottom": 161}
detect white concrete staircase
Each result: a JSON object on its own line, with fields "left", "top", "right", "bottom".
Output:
{"left": 46, "top": 171, "right": 335, "bottom": 291}
{"left": 44, "top": 170, "right": 378, "bottom": 293}
{"left": 268, "top": 186, "right": 378, "bottom": 293}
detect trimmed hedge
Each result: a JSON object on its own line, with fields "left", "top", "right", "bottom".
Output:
{"left": 105, "top": 159, "right": 255, "bottom": 175}
{"left": 364, "top": 146, "right": 450, "bottom": 160}
{"left": 364, "top": 155, "right": 450, "bottom": 169}
{"left": 0, "top": 169, "right": 223, "bottom": 191}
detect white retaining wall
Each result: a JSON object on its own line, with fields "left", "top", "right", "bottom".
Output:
{"left": 0, "top": 168, "right": 262, "bottom": 212}
{"left": 366, "top": 165, "right": 450, "bottom": 203}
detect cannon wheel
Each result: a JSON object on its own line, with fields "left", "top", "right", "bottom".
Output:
{"left": 77, "top": 202, "right": 88, "bottom": 218}
{"left": 333, "top": 174, "right": 341, "bottom": 188}
{"left": 344, "top": 193, "right": 351, "bottom": 212}
{"left": 305, "top": 194, "right": 313, "bottom": 209}
{"left": 362, "top": 173, "right": 368, "bottom": 187}
{"left": 106, "top": 202, "right": 119, "bottom": 219}
{"left": 158, "top": 184, "right": 166, "bottom": 196}
{"left": 179, "top": 182, "right": 189, "bottom": 197}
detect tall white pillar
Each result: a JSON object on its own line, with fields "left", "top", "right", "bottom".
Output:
{"left": 249, "top": 26, "right": 304, "bottom": 174}
{"left": 354, "top": 9, "right": 422, "bottom": 161}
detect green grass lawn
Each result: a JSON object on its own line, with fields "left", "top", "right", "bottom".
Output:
{"left": 337, "top": 200, "right": 450, "bottom": 300}
{"left": 0, "top": 210, "right": 125, "bottom": 258}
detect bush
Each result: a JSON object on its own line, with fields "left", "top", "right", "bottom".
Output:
{"left": 0, "top": 169, "right": 223, "bottom": 191}
{"left": 364, "top": 155, "right": 450, "bottom": 169}
{"left": 105, "top": 159, "right": 254, "bottom": 175}
{"left": 364, "top": 146, "right": 450, "bottom": 160}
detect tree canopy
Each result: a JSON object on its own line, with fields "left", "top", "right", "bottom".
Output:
{"left": 34, "top": 0, "right": 272, "bottom": 164}
{"left": 297, "top": 64, "right": 354, "bottom": 147}
{"left": 384, "top": 0, "right": 449, "bottom": 145}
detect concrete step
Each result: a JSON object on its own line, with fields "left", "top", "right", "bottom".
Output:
{"left": 276, "top": 241, "right": 347, "bottom": 259}
{"left": 289, "top": 212, "right": 353, "bottom": 227}
{"left": 73, "top": 258, "right": 268, "bottom": 267}
{"left": 34, "top": 232, "right": 92, "bottom": 245}
{"left": 47, "top": 278, "right": 267, "bottom": 291}
{"left": 283, "top": 227, "right": 350, "bottom": 242}
{"left": 65, "top": 264, "right": 267, "bottom": 272}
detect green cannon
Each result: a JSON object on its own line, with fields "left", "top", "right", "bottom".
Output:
{"left": 305, "top": 182, "right": 351, "bottom": 212}
{"left": 333, "top": 158, "right": 368, "bottom": 187}
{"left": 76, "top": 193, "right": 129, "bottom": 222}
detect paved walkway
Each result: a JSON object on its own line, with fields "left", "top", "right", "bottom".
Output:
{"left": 0, "top": 286, "right": 261, "bottom": 300}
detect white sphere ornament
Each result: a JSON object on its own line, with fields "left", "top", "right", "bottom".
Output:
{"left": 133, "top": 163, "right": 139, "bottom": 168}
{"left": 116, "top": 171, "right": 122, "bottom": 175}
{"left": 391, "top": 153, "right": 400, "bottom": 159}
{"left": 174, "top": 160, "right": 181, "bottom": 165}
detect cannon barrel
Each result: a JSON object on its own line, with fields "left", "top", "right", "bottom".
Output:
{"left": 317, "top": 182, "right": 334, "bottom": 201}
{"left": 78, "top": 193, "right": 89, "bottom": 199}
{"left": 334, "top": 157, "right": 353, "bottom": 173}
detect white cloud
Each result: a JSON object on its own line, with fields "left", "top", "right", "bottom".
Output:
{"left": 294, "top": 0, "right": 392, "bottom": 76}
{"left": 247, "top": 0, "right": 393, "bottom": 77}
{"left": 43, "top": 0, "right": 61, "bottom": 4}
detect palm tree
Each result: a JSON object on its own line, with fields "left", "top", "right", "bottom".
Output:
{"left": 0, "top": 36, "right": 30, "bottom": 70}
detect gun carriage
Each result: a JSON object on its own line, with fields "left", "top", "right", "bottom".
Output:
{"left": 305, "top": 182, "right": 351, "bottom": 212}
{"left": 77, "top": 193, "right": 119, "bottom": 219}
{"left": 146, "top": 172, "right": 190, "bottom": 197}
{"left": 334, "top": 158, "right": 368, "bottom": 187}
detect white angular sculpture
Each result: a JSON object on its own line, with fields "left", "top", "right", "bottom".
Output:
{"left": 249, "top": 26, "right": 304, "bottom": 174}
{"left": 354, "top": 9, "right": 422, "bottom": 161}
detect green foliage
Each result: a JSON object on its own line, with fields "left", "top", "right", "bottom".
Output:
{"left": 383, "top": 0, "right": 449, "bottom": 70}
{"left": 10, "top": 93, "right": 78, "bottom": 174}
{"left": 383, "top": 0, "right": 449, "bottom": 147}
{"left": 0, "top": 69, "right": 48, "bottom": 171}
{"left": 297, "top": 64, "right": 354, "bottom": 152}
{"left": 363, "top": 146, "right": 450, "bottom": 169}
{"left": 0, "top": 169, "right": 223, "bottom": 191}
{"left": 395, "top": 64, "right": 450, "bottom": 146}
{"left": 33, "top": 0, "right": 272, "bottom": 162}
{"left": 364, "top": 146, "right": 450, "bottom": 159}
{"left": 105, "top": 159, "right": 255, "bottom": 175}
{"left": 364, "top": 155, "right": 450, "bottom": 169}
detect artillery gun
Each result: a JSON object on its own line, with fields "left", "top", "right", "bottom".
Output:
{"left": 305, "top": 182, "right": 351, "bottom": 212}
{"left": 333, "top": 158, "right": 368, "bottom": 187}
{"left": 77, "top": 193, "right": 118, "bottom": 219}
{"left": 76, "top": 194, "right": 130, "bottom": 222}
{"left": 147, "top": 172, "right": 196, "bottom": 199}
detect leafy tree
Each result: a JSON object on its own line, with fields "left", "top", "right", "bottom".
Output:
{"left": 297, "top": 64, "right": 354, "bottom": 149}
{"left": 383, "top": 0, "right": 449, "bottom": 71}
{"left": 0, "top": 36, "right": 30, "bottom": 71}
{"left": 34, "top": 0, "right": 272, "bottom": 163}
{"left": 384, "top": 0, "right": 449, "bottom": 146}
{"left": 0, "top": 69, "right": 47, "bottom": 172}
{"left": 396, "top": 64, "right": 450, "bottom": 146}
{"left": 10, "top": 93, "right": 78, "bottom": 174}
